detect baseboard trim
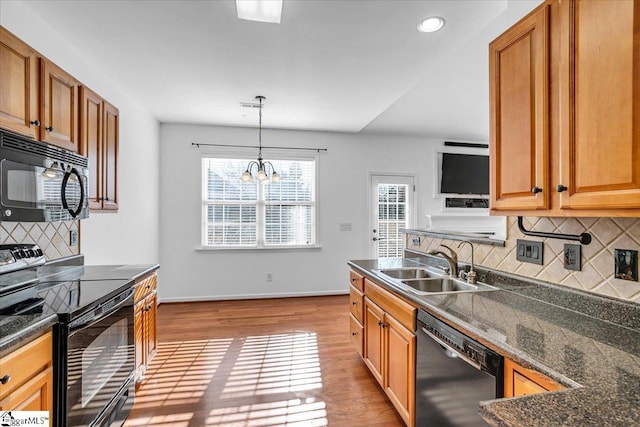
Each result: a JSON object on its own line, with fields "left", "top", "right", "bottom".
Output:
{"left": 158, "top": 289, "right": 349, "bottom": 304}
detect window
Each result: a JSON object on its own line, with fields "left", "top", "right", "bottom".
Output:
{"left": 202, "top": 155, "right": 317, "bottom": 248}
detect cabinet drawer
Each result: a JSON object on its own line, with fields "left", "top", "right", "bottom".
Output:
{"left": 349, "top": 314, "right": 364, "bottom": 358}
{"left": 349, "top": 284, "right": 364, "bottom": 322}
{"left": 349, "top": 270, "right": 364, "bottom": 292}
{"left": 134, "top": 273, "right": 157, "bottom": 303}
{"left": 513, "top": 372, "right": 547, "bottom": 396}
{"left": 0, "top": 332, "right": 52, "bottom": 400}
{"left": 364, "top": 278, "right": 416, "bottom": 332}
{"left": 504, "top": 358, "right": 563, "bottom": 397}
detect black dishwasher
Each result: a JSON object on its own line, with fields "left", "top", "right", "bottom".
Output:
{"left": 416, "top": 309, "right": 503, "bottom": 426}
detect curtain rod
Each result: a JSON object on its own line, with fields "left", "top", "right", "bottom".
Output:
{"left": 192, "top": 142, "right": 327, "bottom": 153}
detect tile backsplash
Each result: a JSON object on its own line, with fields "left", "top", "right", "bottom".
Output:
{"left": 406, "top": 217, "right": 640, "bottom": 304}
{"left": 0, "top": 221, "right": 79, "bottom": 261}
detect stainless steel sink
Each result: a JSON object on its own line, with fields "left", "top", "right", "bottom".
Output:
{"left": 376, "top": 267, "right": 443, "bottom": 280}
{"left": 401, "top": 277, "right": 497, "bottom": 295}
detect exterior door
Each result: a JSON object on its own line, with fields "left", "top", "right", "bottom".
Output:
{"left": 370, "top": 174, "right": 415, "bottom": 258}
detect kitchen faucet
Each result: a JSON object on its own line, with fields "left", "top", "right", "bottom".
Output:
{"left": 428, "top": 244, "right": 458, "bottom": 277}
{"left": 457, "top": 240, "right": 477, "bottom": 284}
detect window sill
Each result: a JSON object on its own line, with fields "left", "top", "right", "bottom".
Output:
{"left": 195, "top": 244, "right": 322, "bottom": 252}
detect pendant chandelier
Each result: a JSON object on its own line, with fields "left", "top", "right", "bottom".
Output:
{"left": 241, "top": 96, "right": 281, "bottom": 183}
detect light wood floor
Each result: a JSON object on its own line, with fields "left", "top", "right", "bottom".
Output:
{"left": 124, "top": 295, "right": 404, "bottom": 427}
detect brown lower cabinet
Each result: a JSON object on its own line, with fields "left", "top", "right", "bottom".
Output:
{"left": 350, "top": 270, "right": 416, "bottom": 427}
{"left": 134, "top": 272, "right": 158, "bottom": 387}
{"left": 504, "top": 358, "right": 564, "bottom": 397}
{"left": 0, "top": 331, "right": 53, "bottom": 415}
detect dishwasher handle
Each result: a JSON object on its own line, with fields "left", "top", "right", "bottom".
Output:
{"left": 421, "top": 326, "right": 482, "bottom": 371}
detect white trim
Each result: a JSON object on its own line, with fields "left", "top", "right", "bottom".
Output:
{"left": 159, "top": 289, "right": 348, "bottom": 304}
{"left": 195, "top": 244, "right": 322, "bottom": 252}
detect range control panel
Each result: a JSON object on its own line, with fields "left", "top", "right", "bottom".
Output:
{"left": 0, "top": 244, "right": 46, "bottom": 274}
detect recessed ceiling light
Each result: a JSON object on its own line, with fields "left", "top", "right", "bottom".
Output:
{"left": 417, "top": 16, "right": 445, "bottom": 33}
{"left": 236, "top": 0, "right": 283, "bottom": 24}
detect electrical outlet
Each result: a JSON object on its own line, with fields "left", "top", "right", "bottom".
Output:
{"left": 564, "top": 244, "right": 581, "bottom": 271}
{"left": 614, "top": 249, "right": 638, "bottom": 282}
{"left": 69, "top": 230, "right": 78, "bottom": 246}
{"left": 266, "top": 273, "right": 273, "bottom": 282}
{"left": 412, "top": 237, "right": 421, "bottom": 246}
{"left": 339, "top": 223, "right": 352, "bottom": 231}
{"left": 516, "top": 239, "right": 544, "bottom": 265}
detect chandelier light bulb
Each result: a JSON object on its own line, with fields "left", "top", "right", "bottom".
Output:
{"left": 257, "top": 169, "right": 268, "bottom": 181}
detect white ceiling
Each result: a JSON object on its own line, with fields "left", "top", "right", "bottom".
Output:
{"left": 21, "top": 0, "right": 541, "bottom": 141}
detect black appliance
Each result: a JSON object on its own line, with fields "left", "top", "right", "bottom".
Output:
{"left": 44, "top": 283, "right": 135, "bottom": 427}
{"left": 0, "top": 129, "right": 89, "bottom": 222}
{"left": 0, "top": 246, "right": 136, "bottom": 427}
{"left": 416, "top": 309, "right": 503, "bottom": 426}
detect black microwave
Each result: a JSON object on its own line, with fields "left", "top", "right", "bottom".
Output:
{"left": 0, "top": 129, "right": 89, "bottom": 222}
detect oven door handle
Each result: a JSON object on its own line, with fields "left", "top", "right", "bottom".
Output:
{"left": 69, "top": 289, "right": 133, "bottom": 333}
{"left": 420, "top": 326, "right": 482, "bottom": 370}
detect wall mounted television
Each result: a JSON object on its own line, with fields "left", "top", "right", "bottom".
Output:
{"left": 438, "top": 152, "right": 490, "bottom": 196}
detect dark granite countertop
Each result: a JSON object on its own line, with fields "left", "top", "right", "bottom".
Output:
{"left": 348, "top": 258, "right": 640, "bottom": 427}
{"left": 0, "top": 263, "right": 159, "bottom": 354}
{"left": 0, "top": 312, "right": 58, "bottom": 355}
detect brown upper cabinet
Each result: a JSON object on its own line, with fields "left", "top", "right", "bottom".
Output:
{"left": 40, "top": 59, "right": 79, "bottom": 151}
{"left": 489, "top": 0, "right": 640, "bottom": 217}
{"left": 0, "top": 27, "right": 80, "bottom": 152}
{"left": 80, "top": 86, "right": 119, "bottom": 211}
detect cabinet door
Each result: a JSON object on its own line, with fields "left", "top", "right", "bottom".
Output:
{"left": 0, "top": 28, "right": 39, "bottom": 138}
{"left": 384, "top": 315, "right": 415, "bottom": 427}
{"left": 80, "top": 86, "right": 103, "bottom": 210}
{"left": 102, "top": 101, "right": 119, "bottom": 210}
{"left": 489, "top": 4, "right": 550, "bottom": 211}
{"left": 0, "top": 367, "right": 52, "bottom": 412}
{"left": 513, "top": 372, "right": 547, "bottom": 396}
{"left": 349, "top": 314, "right": 364, "bottom": 358}
{"left": 557, "top": 0, "right": 640, "bottom": 209}
{"left": 363, "top": 298, "right": 385, "bottom": 386}
{"left": 504, "top": 358, "right": 563, "bottom": 397}
{"left": 134, "top": 302, "right": 145, "bottom": 382}
{"left": 41, "top": 59, "right": 78, "bottom": 151}
{"left": 145, "top": 292, "right": 158, "bottom": 362}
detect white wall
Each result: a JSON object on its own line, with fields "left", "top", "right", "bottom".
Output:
{"left": 159, "top": 124, "right": 442, "bottom": 302}
{"left": 1, "top": 1, "right": 160, "bottom": 265}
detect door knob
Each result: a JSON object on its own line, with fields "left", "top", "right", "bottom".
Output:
{"left": 45, "top": 126, "right": 54, "bottom": 132}
{"left": 372, "top": 237, "right": 386, "bottom": 241}
{"left": 30, "top": 120, "right": 41, "bottom": 126}
{"left": 556, "top": 184, "right": 568, "bottom": 192}
{"left": 531, "top": 186, "right": 542, "bottom": 194}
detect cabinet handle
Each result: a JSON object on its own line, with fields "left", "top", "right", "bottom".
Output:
{"left": 531, "top": 186, "right": 542, "bottom": 194}
{"left": 381, "top": 323, "right": 387, "bottom": 329}
{"left": 351, "top": 278, "right": 356, "bottom": 282}
{"left": 351, "top": 332, "right": 357, "bottom": 336}
{"left": 45, "top": 126, "right": 54, "bottom": 132}
{"left": 556, "top": 184, "right": 568, "bottom": 193}
{"left": 351, "top": 301, "right": 357, "bottom": 305}
{"left": 30, "top": 120, "right": 41, "bottom": 126}
{"left": 104, "top": 197, "right": 109, "bottom": 201}
{"left": 0, "top": 374, "right": 10, "bottom": 384}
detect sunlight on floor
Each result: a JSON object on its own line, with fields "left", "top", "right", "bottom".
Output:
{"left": 125, "top": 332, "right": 328, "bottom": 427}
{"left": 133, "top": 338, "right": 232, "bottom": 409}
{"left": 221, "top": 332, "right": 322, "bottom": 398}
{"left": 206, "top": 397, "right": 327, "bottom": 427}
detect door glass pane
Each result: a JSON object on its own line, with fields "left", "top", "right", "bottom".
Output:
{"left": 377, "top": 183, "right": 409, "bottom": 258}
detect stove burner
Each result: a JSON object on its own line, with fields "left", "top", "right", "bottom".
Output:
{"left": 0, "top": 244, "right": 46, "bottom": 275}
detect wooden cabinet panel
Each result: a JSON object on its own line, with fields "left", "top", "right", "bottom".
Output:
{"left": 558, "top": 0, "right": 640, "bottom": 209}
{"left": 102, "top": 101, "right": 119, "bottom": 210}
{"left": 349, "top": 284, "right": 364, "bottom": 323}
{"left": 364, "top": 279, "right": 415, "bottom": 332}
{"left": 0, "top": 367, "right": 52, "bottom": 412}
{"left": 134, "top": 272, "right": 158, "bottom": 387}
{"left": 364, "top": 297, "right": 385, "bottom": 386}
{"left": 504, "top": 358, "right": 563, "bottom": 397}
{"left": 146, "top": 292, "right": 158, "bottom": 360}
{"left": 349, "top": 314, "right": 364, "bottom": 358}
{"left": 0, "top": 331, "right": 53, "bottom": 414}
{"left": 385, "top": 315, "right": 415, "bottom": 427}
{"left": 349, "top": 270, "right": 364, "bottom": 292}
{"left": 41, "top": 59, "right": 78, "bottom": 151}
{"left": 490, "top": 3, "right": 550, "bottom": 211}
{"left": 80, "top": 86, "right": 103, "bottom": 210}
{"left": 0, "top": 27, "right": 39, "bottom": 139}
